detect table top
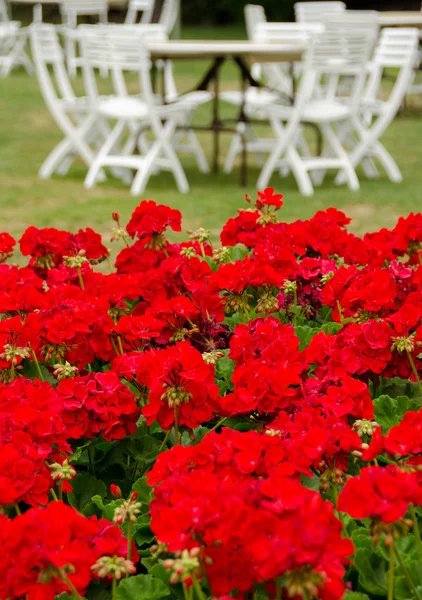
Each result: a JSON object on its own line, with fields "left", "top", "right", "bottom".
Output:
{"left": 377, "top": 11, "right": 422, "bottom": 27}
{"left": 148, "top": 40, "right": 305, "bottom": 62}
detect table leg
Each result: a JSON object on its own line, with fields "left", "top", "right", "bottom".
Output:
{"left": 212, "top": 62, "right": 221, "bottom": 174}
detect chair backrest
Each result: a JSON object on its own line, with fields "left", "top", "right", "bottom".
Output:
{"left": 324, "top": 11, "right": 380, "bottom": 51}
{"left": 60, "top": 0, "right": 108, "bottom": 25}
{"left": 125, "top": 0, "right": 154, "bottom": 24}
{"left": 244, "top": 5, "right": 267, "bottom": 80}
{"left": 364, "top": 27, "right": 420, "bottom": 114}
{"left": 79, "top": 24, "right": 158, "bottom": 111}
{"left": 0, "top": 0, "right": 9, "bottom": 23}
{"left": 254, "top": 22, "right": 322, "bottom": 95}
{"left": 296, "top": 24, "right": 373, "bottom": 115}
{"left": 295, "top": 1, "right": 346, "bottom": 23}
{"left": 30, "top": 24, "right": 76, "bottom": 122}
{"left": 159, "top": 0, "right": 179, "bottom": 35}
{"left": 244, "top": 4, "right": 266, "bottom": 40}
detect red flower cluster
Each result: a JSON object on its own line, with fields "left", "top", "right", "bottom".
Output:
{"left": 0, "top": 192, "right": 420, "bottom": 600}
{"left": 0, "top": 379, "right": 70, "bottom": 506}
{"left": 0, "top": 502, "right": 138, "bottom": 600}
{"left": 338, "top": 465, "right": 422, "bottom": 523}
{"left": 57, "top": 372, "right": 140, "bottom": 441}
{"left": 149, "top": 428, "right": 353, "bottom": 599}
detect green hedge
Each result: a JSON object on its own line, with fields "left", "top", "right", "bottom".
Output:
{"left": 181, "top": 0, "right": 295, "bottom": 26}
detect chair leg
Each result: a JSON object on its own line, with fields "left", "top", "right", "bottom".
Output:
{"left": 372, "top": 140, "right": 402, "bottom": 183}
{"left": 130, "top": 140, "right": 162, "bottom": 196}
{"left": 159, "top": 121, "right": 190, "bottom": 193}
{"left": 39, "top": 137, "right": 75, "bottom": 179}
{"left": 321, "top": 123, "right": 359, "bottom": 192}
{"left": 187, "top": 129, "right": 210, "bottom": 174}
{"left": 224, "top": 131, "right": 242, "bottom": 175}
{"left": 287, "top": 146, "right": 314, "bottom": 196}
{"left": 84, "top": 120, "right": 125, "bottom": 189}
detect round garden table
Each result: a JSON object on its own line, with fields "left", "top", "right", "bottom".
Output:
{"left": 147, "top": 39, "right": 305, "bottom": 185}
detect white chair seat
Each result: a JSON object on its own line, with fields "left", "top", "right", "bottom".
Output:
{"left": 97, "top": 96, "right": 190, "bottom": 120}
{"left": 98, "top": 96, "right": 150, "bottom": 120}
{"left": 302, "top": 99, "right": 351, "bottom": 123}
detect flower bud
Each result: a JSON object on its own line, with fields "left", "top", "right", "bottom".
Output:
{"left": 112, "top": 212, "right": 120, "bottom": 223}
{"left": 110, "top": 484, "right": 122, "bottom": 499}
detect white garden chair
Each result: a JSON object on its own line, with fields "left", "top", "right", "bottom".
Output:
{"left": 0, "top": 22, "right": 32, "bottom": 76}
{"left": 252, "top": 24, "right": 374, "bottom": 196}
{"left": 223, "top": 22, "right": 323, "bottom": 175}
{"left": 79, "top": 24, "right": 191, "bottom": 194}
{"left": 101, "top": 23, "right": 210, "bottom": 173}
{"left": 335, "top": 27, "right": 420, "bottom": 186}
{"left": 30, "top": 24, "right": 107, "bottom": 179}
{"left": 60, "top": 0, "right": 108, "bottom": 77}
{"left": 125, "top": 0, "right": 154, "bottom": 24}
{"left": 294, "top": 1, "right": 346, "bottom": 23}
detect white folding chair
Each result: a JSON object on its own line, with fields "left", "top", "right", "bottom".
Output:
{"left": 253, "top": 24, "right": 373, "bottom": 196}
{"left": 223, "top": 22, "right": 322, "bottom": 175}
{"left": 106, "top": 22, "right": 210, "bottom": 174}
{"left": 295, "top": 1, "right": 346, "bottom": 23}
{"left": 335, "top": 27, "right": 420, "bottom": 185}
{"left": 30, "top": 24, "right": 106, "bottom": 179}
{"left": 60, "top": 0, "right": 108, "bottom": 77}
{"left": 79, "top": 25, "right": 190, "bottom": 194}
{"left": 125, "top": 0, "right": 154, "bottom": 24}
{"left": 0, "top": 21, "right": 32, "bottom": 76}
{"left": 159, "top": 0, "right": 179, "bottom": 36}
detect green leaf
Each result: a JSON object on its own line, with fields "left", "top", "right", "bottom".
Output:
{"left": 343, "top": 593, "right": 370, "bottom": 600}
{"left": 215, "top": 354, "right": 235, "bottom": 395}
{"left": 85, "top": 583, "right": 112, "bottom": 600}
{"left": 67, "top": 472, "right": 107, "bottom": 515}
{"left": 116, "top": 575, "right": 171, "bottom": 600}
{"left": 132, "top": 476, "right": 152, "bottom": 511}
{"left": 321, "top": 322, "right": 343, "bottom": 335}
{"left": 395, "top": 559, "right": 422, "bottom": 600}
{"left": 378, "top": 377, "right": 422, "bottom": 401}
{"left": 354, "top": 548, "right": 388, "bottom": 596}
{"left": 373, "top": 395, "right": 422, "bottom": 433}
{"left": 300, "top": 474, "right": 320, "bottom": 491}
{"left": 295, "top": 325, "right": 318, "bottom": 351}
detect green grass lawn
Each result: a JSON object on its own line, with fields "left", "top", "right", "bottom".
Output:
{"left": 1, "top": 23, "right": 422, "bottom": 250}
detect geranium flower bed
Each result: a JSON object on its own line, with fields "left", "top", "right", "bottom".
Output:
{"left": 0, "top": 191, "right": 421, "bottom": 600}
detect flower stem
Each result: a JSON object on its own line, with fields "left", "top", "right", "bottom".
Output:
{"left": 292, "top": 285, "right": 298, "bottom": 328}
{"left": 336, "top": 300, "right": 345, "bottom": 324}
{"left": 174, "top": 405, "right": 180, "bottom": 445}
{"left": 50, "top": 487, "right": 59, "bottom": 501}
{"left": 210, "top": 416, "right": 228, "bottom": 432}
{"left": 14, "top": 502, "right": 21, "bottom": 515}
{"left": 159, "top": 428, "right": 172, "bottom": 453}
{"left": 276, "top": 577, "right": 282, "bottom": 600}
{"left": 127, "top": 520, "right": 133, "bottom": 565}
{"left": 88, "top": 444, "right": 96, "bottom": 476}
{"left": 191, "top": 575, "right": 207, "bottom": 600}
{"left": 394, "top": 544, "right": 422, "bottom": 600}
{"left": 77, "top": 267, "right": 84, "bottom": 290}
{"left": 410, "top": 504, "right": 422, "bottom": 555}
{"left": 111, "top": 576, "right": 117, "bottom": 600}
{"left": 406, "top": 350, "right": 422, "bottom": 394}
{"left": 59, "top": 571, "right": 83, "bottom": 600}
{"left": 388, "top": 540, "right": 395, "bottom": 600}
{"left": 31, "top": 350, "right": 44, "bottom": 382}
